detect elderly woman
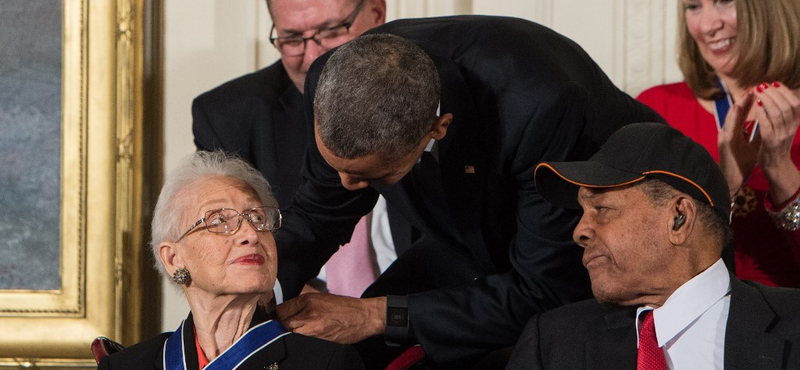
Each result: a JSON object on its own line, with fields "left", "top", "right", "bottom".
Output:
{"left": 98, "top": 151, "right": 364, "bottom": 369}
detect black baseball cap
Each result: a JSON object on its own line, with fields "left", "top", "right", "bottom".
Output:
{"left": 534, "top": 122, "right": 730, "bottom": 219}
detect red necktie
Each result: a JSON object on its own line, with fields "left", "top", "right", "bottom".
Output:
{"left": 324, "top": 216, "right": 379, "bottom": 297}
{"left": 637, "top": 311, "right": 667, "bottom": 370}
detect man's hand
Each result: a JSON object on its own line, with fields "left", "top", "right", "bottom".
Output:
{"left": 277, "top": 293, "right": 387, "bottom": 344}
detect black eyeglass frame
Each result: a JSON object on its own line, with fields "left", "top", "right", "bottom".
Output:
{"left": 175, "top": 206, "right": 282, "bottom": 242}
{"left": 268, "top": 0, "right": 365, "bottom": 55}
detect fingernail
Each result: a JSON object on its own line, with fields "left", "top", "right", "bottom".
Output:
{"left": 759, "top": 82, "right": 770, "bottom": 90}
{"left": 757, "top": 99, "right": 763, "bottom": 107}
{"left": 772, "top": 81, "right": 781, "bottom": 88}
{"left": 756, "top": 86, "right": 763, "bottom": 93}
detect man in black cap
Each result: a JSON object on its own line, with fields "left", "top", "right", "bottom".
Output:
{"left": 506, "top": 122, "right": 800, "bottom": 369}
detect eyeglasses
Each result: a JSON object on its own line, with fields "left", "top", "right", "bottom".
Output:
{"left": 175, "top": 206, "right": 282, "bottom": 242}
{"left": 269, "top": 0, "right": 364, "bottom": 57}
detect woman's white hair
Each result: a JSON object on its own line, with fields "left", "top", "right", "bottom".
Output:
{"left": 150, "top": 150, "right": 277, "bottom": 278}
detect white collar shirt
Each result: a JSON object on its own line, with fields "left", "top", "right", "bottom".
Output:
{"left": 636, "top": 259, "right": 731, "bottom": 370}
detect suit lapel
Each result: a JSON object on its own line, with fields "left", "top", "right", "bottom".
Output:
{"left": 724, "top": 277, "right": 783, "bottom": 370}
{"left": 154, "top": 346, "right": 165, "bottom": 370}
{"left": 584, "top": 308, "right": 637, "bottom": 370}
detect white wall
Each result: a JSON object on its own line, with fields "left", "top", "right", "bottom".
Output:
{"left": 160, "top": 0, "right": 683, "bottom": 332}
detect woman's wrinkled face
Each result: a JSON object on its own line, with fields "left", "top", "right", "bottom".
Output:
{"left": 174, "top": 176, "right": 277, "bottom": 298}
{"left": 683, "top": 0, "right": 738, "bottom": 76}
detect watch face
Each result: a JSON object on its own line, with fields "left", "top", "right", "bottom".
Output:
{"left": 387, "top": 307, "right": 408, "bottom": 326}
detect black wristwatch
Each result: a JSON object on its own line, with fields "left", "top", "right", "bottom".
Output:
{"left": 385, "top": 295, "right": 409, "bottom": 346}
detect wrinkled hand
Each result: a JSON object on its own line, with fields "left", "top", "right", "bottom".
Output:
{"left": 718, "top": 90, "right": 759, "bottom": 197}
{"left": 277, "top": 293, "right": 386, "bottom": 344}
{"left": 752, "top": 81, "right": 800, "bottom": 204}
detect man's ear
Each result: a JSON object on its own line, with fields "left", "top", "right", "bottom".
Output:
{"left": 430, "top": 113, "right": 453, "bottom": 141}
{"left": 366, "top": 0, "right": 387, "bottom": 25}
{"left": 159, "top": 242, "right": 183, "bottom": 276}
{"left": 668, "top": 196, "right": 697, "bottom": 245}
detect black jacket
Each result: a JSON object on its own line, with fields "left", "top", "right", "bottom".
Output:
{"left": 507, "top": 275, "right": 800, "bottom": 369}
{"left": 192, "top": 61, "right": 306, "bottom": 208}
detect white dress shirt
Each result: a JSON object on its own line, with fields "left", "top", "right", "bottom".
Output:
{"left": 371, "top": 195, "right": 398, "bottom": 273}
{"left": 636, "top": 259, "right": 731, "bottom": 370}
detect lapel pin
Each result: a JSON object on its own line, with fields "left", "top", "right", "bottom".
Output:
{"left": 265, "top": 362, "right": 279, "bottom": 370}
{"left": 464, "top": 165, "right": 475, "bottom": 174}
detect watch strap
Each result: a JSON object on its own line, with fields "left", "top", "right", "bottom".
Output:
{"left": 385, "top": 295, "right": 409, "bottom": 346}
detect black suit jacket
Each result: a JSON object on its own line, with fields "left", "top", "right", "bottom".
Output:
{"left": 506, "top": 276, "right": 800, "bottom": 369}
{"left": 97, "top": 310, "right": 364, "bottom": 370}
{"left": 277, "top": 15, "right": 666, "bottom": 365}
{"left": 192, "top": 61, "right": 306, "bottom": 208}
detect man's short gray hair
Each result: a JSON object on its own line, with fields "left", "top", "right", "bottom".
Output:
{"left": 149, "top": 150, "right": 277, "bottom": 278}
{"left": 314, "top": 33, "right": 440, "bottom": 160}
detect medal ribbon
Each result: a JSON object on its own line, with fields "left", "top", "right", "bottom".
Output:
{"left": 713, "top": 77, "right": 732, "bottom": 131}
{"left": 713, "top": 76, "right": 759, "bottom": 141}
{"left": 164, "top": 319, "right": 288, "bottom": 370}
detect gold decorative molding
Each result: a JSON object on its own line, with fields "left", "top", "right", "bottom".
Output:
{"left": 0, "top": 0, "right": 154, "bottom": 367}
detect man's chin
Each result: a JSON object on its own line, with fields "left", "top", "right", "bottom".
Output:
{"left": 590, "top": 284, "right": 626, "bottom": 306}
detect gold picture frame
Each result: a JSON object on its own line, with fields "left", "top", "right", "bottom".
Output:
{"left": 0, "top": 0, "right": 159, "bottom": 367}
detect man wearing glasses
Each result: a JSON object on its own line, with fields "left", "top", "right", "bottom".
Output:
{"left": 192, "top": 0, "right": 396, "bottom": 300}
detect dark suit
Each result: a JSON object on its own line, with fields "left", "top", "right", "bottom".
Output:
{"left": 506, "top": 276, "right": 800, "bottom": 369}
{"left": 192, "top": 61, "right": 306, "bottom": 208}
{"left": 277, "top": 15, "right": 665, "bottom": 366}
{"left": 98, "top": 309, "right": 364, "bottom": 370}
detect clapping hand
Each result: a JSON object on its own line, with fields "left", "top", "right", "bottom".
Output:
{"left": 718, "top": 90, "right": 759, "bottom": 197}
{"left": 751, "top": 81, "right": 800, "bottom": 205}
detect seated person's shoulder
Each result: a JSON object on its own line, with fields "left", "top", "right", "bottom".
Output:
{"left": 511, "top": 299, "right": 636, "bottom": 368}
{"left": 743, "top": 280, "right": 800, "bottom": 313}
{"left": 527, "top": 298, "right": 631, "bottom": 339}
{"left": 99, "top": 332, "right": 171, "bottom": 368}
{"left": 540, "top": 298, "right": 622, "bottom": 320}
